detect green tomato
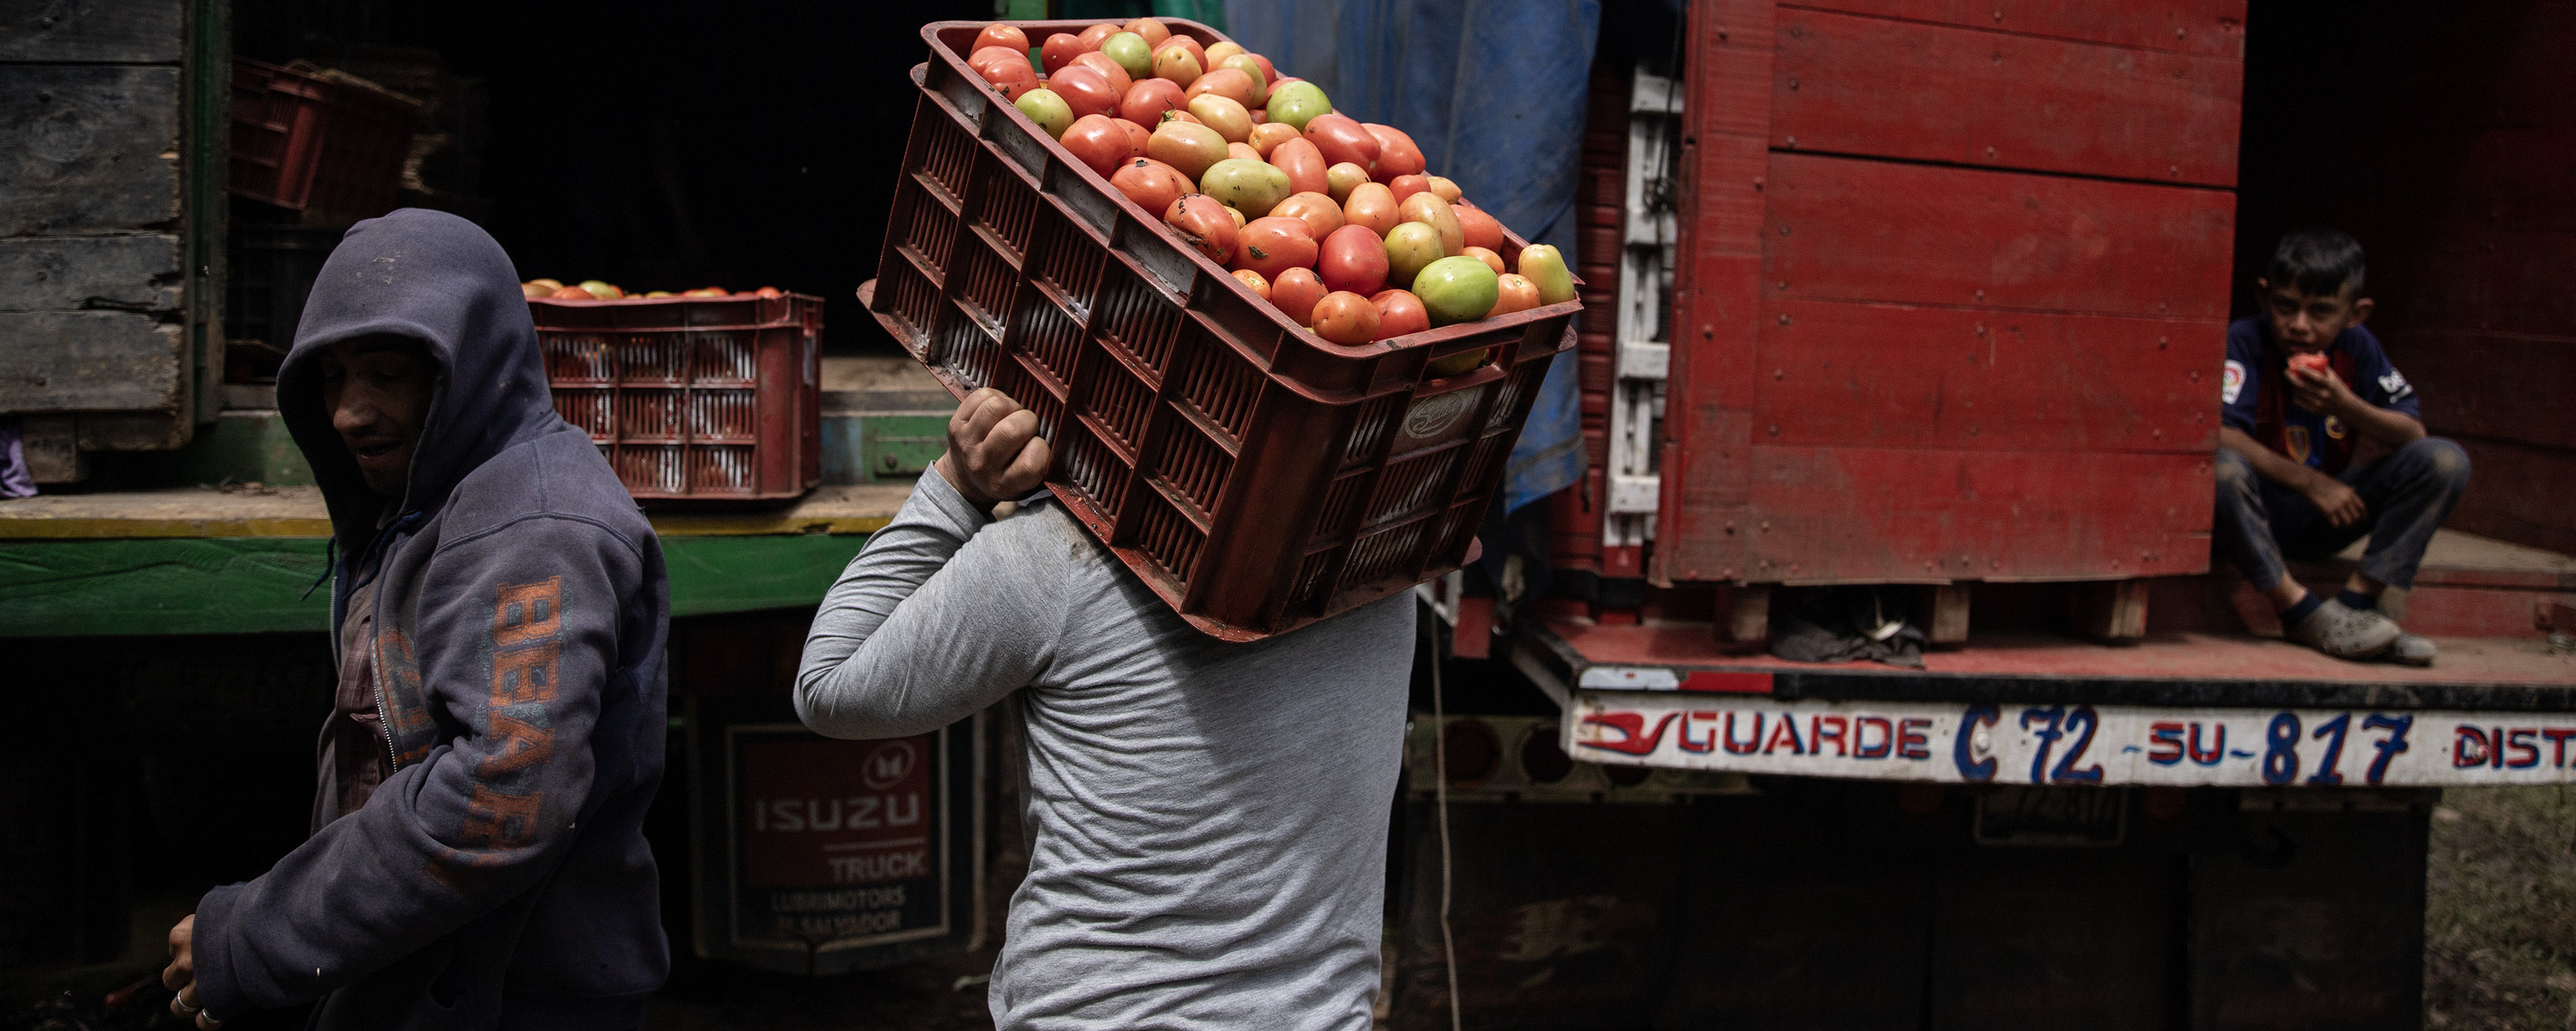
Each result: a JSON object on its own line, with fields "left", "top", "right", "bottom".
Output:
{"left": 1413, "top": 256, "right": 1501, "bottom": 325}
{"left": 1199, "top": 158, "right": 1292, "bottom": 219}
{"left": 1383, "top": 222, "right": 1446, "bottom": 288}
{"left": 1015, "top": 88, "right": 1074, "bottom": 139}
{"left": 1101, "top": 33, "right": 1153, "bottom": 81}
{"left": 1265, "top": 81, "right": 1332, "bottom": 132}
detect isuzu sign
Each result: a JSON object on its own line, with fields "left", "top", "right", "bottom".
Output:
{"left": 1565, "top": 691, "right": 2576, "bottom": 787}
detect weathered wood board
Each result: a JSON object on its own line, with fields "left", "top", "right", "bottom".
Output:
{"left": 0, "top": 65, "right": 182, "bottom": 237}
{"left": 0, "top": 233, "right": 183, "bottom": 312}
{"left": 0, "top": 0, "right": 185, "bottom": 63}
{"left": 0, "top": 311, "right": 185, "bottom": 412}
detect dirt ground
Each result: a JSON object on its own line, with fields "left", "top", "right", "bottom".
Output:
{"left": 2426, "top": 785, "right": 2576, "bottom": 1029}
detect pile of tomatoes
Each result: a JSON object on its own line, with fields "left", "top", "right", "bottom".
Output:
{"left": 963, "top": 20, "right": 1575, "bottom": 363}
{"left": 520, "top": 279, "right": 783, "bottom": 301}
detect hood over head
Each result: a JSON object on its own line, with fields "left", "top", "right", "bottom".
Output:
{"left": 278, "top": 209, "right": 562, "bottom": 545}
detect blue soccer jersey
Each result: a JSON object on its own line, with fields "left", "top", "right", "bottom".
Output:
{"left": 2221, "top": 318, "right": 2421, "bottom": 473}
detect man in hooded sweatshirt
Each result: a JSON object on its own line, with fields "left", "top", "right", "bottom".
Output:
{"left": 158, "top": 209, "right": 671, "bottom": 1030}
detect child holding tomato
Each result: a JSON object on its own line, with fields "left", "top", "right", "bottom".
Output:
{"left": 2215, "top": 230, "right": 2470, "bottom": 665}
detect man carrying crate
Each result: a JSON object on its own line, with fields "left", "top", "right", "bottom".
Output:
{"left": 159, "top": 209, "right": 671, "bottom": 1030}
{"left": 2215, "top": 229, "right": 2470, "bottom": 665}
{"left": 799, "top": 389, "right": 1418, "bottom": 1028}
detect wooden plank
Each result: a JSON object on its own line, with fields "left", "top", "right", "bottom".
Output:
{"left": 0, "top": 233, "right": 182, "bottom": 312}
{"left": 1656, "top": 0, "right": 1774, "bottom": 585}
{"left": 1758, "top": 300, "right": 2221, "bottom": 453}
{"left": 0, "top": 311, "right": 183, "bottom": 412}
{"left": 1743, "top": 446, "right": 2212, "bottom": 583}
{"left": 1721, "top": 583, "right": 1770, "bottom": 645}
{"left": 1789, "top": 0, "right": 2248, "bottom": 59}
{"left": 0, "top": 0, "right": 185, "bottom": 64}
{"left": 1765, "top": 153, "right": 2235, "bottom": 318}
{"left": 2071, "top": 579, "right": 2151, "bottom": 640}
{"left": 0, "top": 65, "right": 180, "bottom": 236}
{"left": 1925, "top": 583, "right": 1971, "bottom": 643}
{"left": 2379, "top": 329, "right": 2576, "bottom": 452}
{"left": 76, "top": 409, "right": 188, "bottom": 450}
{"left": 2445, "top": 436, "right": 2576, "bottom": 560}
{"left": 1773, "top": 9, "right": 2243, "bottom": 186}
{"left": 17, "top": 415, "right": 80, "bottom": 482}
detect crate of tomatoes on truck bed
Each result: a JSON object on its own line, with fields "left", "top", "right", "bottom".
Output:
{"left": 865, "top": 17, "right": 1580, "bottom": 641}
{"left": 526, "top": 279, "right": 823, "bottom": 502}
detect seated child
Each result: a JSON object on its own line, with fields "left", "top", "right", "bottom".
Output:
{"left": 2215, "top": 229, "right": 2470, "bottom": 665}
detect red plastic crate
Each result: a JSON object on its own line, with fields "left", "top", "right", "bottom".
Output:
{"left": 531, "top": 294, "right": 823, "bottom": 501}
{"left": 229, "top": 58, "right": 421, "bottom": 218}
{"left": 863, "top": 20, "right": 1582, "bottom": 641}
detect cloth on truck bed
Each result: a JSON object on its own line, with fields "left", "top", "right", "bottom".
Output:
{"left": 1227, "top": 0, "right": 1600, "bottom": 512}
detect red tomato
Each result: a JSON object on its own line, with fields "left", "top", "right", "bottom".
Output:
{"left": 1060, "top": 114, "right": 1133, "bottom": 177}
{"left": 755, "top": 286, "right": 784, "bottom": 299}
{"left": 1272, "top": 268, "right": 1328, "bottom": 326}
{"left": 1302, "top": 113, "right": 1381, "bottom": 173}
{"left": 1388, "top": 174, "right": 1430, "bottom": 205}
{"left": 1489, "top": 274, "right": 1540, "bottom": 318}
{"left": 1363, "top": 124, "right": 1426, "bottom": 180}
{"left": 1165, "top": 194, "right": 1238, "bottom": 264}
{"left": 1041, "top": 33, "right": 1084, "bottom": 75}
{"left": 1185, "top": 68, "right": 1260, "bottom": 109}
{"left": 1232, "top": 269, "right": 1272, "bottom": 300}
{"left": 1249, "top": 121, "right": 1300, "bottom": 157}
{"left": 1342, "top": 182, "right": 1400, "bottom": 236}
{"left": 1076, "top": 22, "right": 1121, "bottom": 52}
{"left": 1119, "top": 78, "right": 1188, "bottom": 124}
{"left": 1125, "top": 17, "right": 1170, "bottom": 48}
{"left": 1115, "top": 118, "right": 1151, "bottom": 157}
{"left": 1050, "top": 64, "right": 1120, "bottom": 119}
{"left": 1310, "top": 291, "right": 1380, "bottom": 344}
{"left": 1267, "top": 137, "right": 1330, "bottom": 197}
{"left": 1370, "top": 289, "right": 1430, "bottom": 340}
{"left": 1318, "top": 224, "right": 1390, "bottom": 295}
{"left": 1271, "top": 192, "right": 1346, "bottom": 241}
{"left": 1461, "top": 246, "right": 1505, "bottom": 275}
{"left": 1453, "top": 201, "right": 1505, "bottom": 253}
{"left": 1069, "top": 51, "right": 1132, "bottom": 95}
{"left": 1243, "top": 54, "right": 1279, "bottom": 86}
{"left": 550, "top": 286, "right": 592, "bottom": 300}
{"left": 1235, "top": 216, "right": 1320, "bottom": 281}
{"left": 1157, "top": 36, "right": 1206, "bottom": 71}
{"left": 972, "top": 54, "right": 1038, "bottom": 98}
{"left": 1109, "top": 158, "right": 1189, "bottom": 214}
{"left": 1227, "top": 141, "right": 1261, "bottom": 162}
{"left": 974, "top": 24, "right": 1029, "bottom": 55}
{"left": 2287, "top": 352, "right": 2330, "bottom": 378}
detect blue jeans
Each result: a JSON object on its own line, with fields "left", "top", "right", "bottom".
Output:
{"left": 2213, "top": 437, "right": 2471, "bottom": 593}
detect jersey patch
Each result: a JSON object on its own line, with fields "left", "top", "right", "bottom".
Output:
{"left": 2286, "top": 425, "right": 2312, "bottom": 464}
{"left": 2324, "top": 415, "right": 2348, "bottom": 440}
{"left": 2379, "top": 368, "right": 2413, "bottom": 401}
{"left": 2221, "top": 360, "right": 2245, "bottom": 404}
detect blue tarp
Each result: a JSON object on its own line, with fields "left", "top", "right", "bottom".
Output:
{"left": 1226, "top": 0, "right": 1601, "bottom": 512}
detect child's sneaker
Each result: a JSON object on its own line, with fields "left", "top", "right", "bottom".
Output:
{"left": 2285, "top": 598, "right": 2401, "bottom": 659}
{"left": 2388, "top": 633, "right": 2437, "bottom": 667}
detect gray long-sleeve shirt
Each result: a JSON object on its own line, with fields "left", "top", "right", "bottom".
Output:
{"left": 796, "top": 469, "right": 1415, "bottom": 1029}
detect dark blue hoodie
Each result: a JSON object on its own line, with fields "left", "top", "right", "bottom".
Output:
{"left": 191, "top": 209, "right": 671, "bottom": 1029}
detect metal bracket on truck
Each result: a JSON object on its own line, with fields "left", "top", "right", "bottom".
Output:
{"left": 1512, "top": 620, "right": 2576, "bottom": 788}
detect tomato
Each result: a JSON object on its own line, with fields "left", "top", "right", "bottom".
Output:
{"left": 1076, "top": 22, "right": 1122, "bottom": 52}
{"left": 1157, "top": 35, "right": 1206, "bottom": 71}
{"left": 1100, "top": 32, "right": 1153, "bottom": 80}
{"left": 1412, "top": 256, "right": 1498, "bottom": 325}
{"left": 1235, "top": 216, "right": 1320, "bottom": 281}
{"left": 550, "top": 285, "right": 592, "bottom": 300}
{"left": 1426, "top": 176, "right": 1463, "bottom": 203}
{"left": 1158, "top": 109, "right": 1201, "bottom": 126}
{"left": 1232, "top": 268, "right": 1272, "bottom": 300}
{"left": 971, "top": 52, "right": 1039, "bottom": 98}
{"left": 1318, "top": 223, "right": 1390, "bottom": 295}
{"left": 1325, "top": 162, "right": 1370, "bottom": 204}
{"left": 1244, "top": 54, "right": 1279, "bottom": 85}
{"left": 1461, "top": 246, "right": 1504, "bottom": 275}
{"left": 1115, "top": 117, "right": 1151, "bottom": 157}
{"left": 1249, "top": 121, "right": 1301, "bottom": 158}
{"left": 974, "top": 24, "right": 1029, "bottom": 55}
{"left": 1145, "top": 120, "right": 1228, "bottom": 181}
{"left": 1041, "top": 33, "right": 1084, "bottom": 76}
{"left": 1059, "top": 114, "right": 1130, "bottom": 177}
{"left": 1164, "top": 194, "right": 1239, "bottom": 264}
{"left": 1151, "top": 45, "right": 1202, "bottom": 88}
{"left": 1204, "top": 40, "right": 1245, "bottom": 67}
{"left": 1124, "top": 17, "right": 1170, "bottom": 48}
{"left": 1388, "top": 174, "right": 1430, "bottom": 205}
{"left": 1516, "top": 245, "right": 1577, "bottom": 304}
{"left": 1343, "top": 182, "right": 1400, "bottom": 236}
{"left": 1272, "top": 268, "right": 1328, "bottom": 326}
{"left": 1489, "top": 274, "right": 1540, "bottom": 318}
{"left": 1425, "top": 349, "right": 1490, "bottom": 377}
{"left": 1271, "top": 191, "right": 1346, "bottom": 241}
{"left": 1049, "top": 64, "right": 1120, "bottom": 119}
{"left": 1382, "top": 221, "right": 1445, "bottom": 285}
{"left": 1185, "top": 68, "right": 1260, "bottom": 109}
{"left": 1109, "top": 157, "right": 1189, "bottom": 213}
{"left": 1369, "top": 289, "right": 1431, "bottom": 341}
{"left": 1266, "top": 137, "right": 1330, "bottom": 197}
{"left": 2287, "top": 352, "right": 2330, "bottom": 378}
{"left": 1015, "top": 88, "right": 1074, "bottom": 137}
{"left": 1119, "top": 78, "right": 1188, "bottom": 124}
{"left": 1309, "top": 291, "right": 1380, "bottom": 344}
{"left": 1188, "top": 94, "right": 1253, "bottom": 143}
{"left": 1070, "top": 51, "right": 1132, "bottom": 96}
{"left": 1200, "top": 157, "right": 1291, "bottom": 217}
{"left": 1218, "top": 55, "right": 1271, "bottom": 106}
{"left": 1227, "top": 141, "right": 1261, "bottom": 162}
{"left": 969, "top": 45, "right": 1030, "bottom": 78}
{"left": 1452, "top": 201, "right": 1505, "bottom": 252}
{"left": 1302, "top": 112, "right": 1380, "bottom": 172}
{"left": 1398, "top": 193, "right": 1464, "bottom": 256}
{"left": 1363, "top": 123, "right": 1426, "bottom": 180}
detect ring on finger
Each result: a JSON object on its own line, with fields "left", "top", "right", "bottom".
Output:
{"left": 173, "top": 996, "right": 201, "bottom": 1015}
